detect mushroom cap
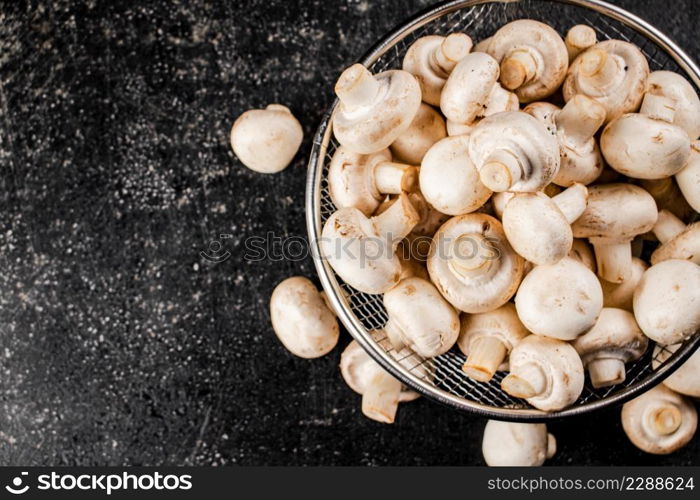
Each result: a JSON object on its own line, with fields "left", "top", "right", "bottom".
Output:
{"left": 427, "top": 213, "right": 525, "bottom": 313}
{"left": 502, "top": 192, "right": 573, "bottom": 265}
{"left": 652, "top": 343, "right": 700, "bottom": 398}
{"left": 390, "top": 103, "right": 447, "bottom": 165}
{"left": 383, "top": 277, "right": 460, "bottom": 358}
{"left": 468, "top": 111, "right": 561, "bottom": 192}
{"left": 676, "top": 141, "right": 700, "bottom": 212}
{"left": 573, "top": 307, "right": 648, "bottom": 364}
{"left": 648, "top": 70, "right": 700, "bottom": 140}
{"left": 269, "top": 277, "right": 339, "bottom": 358}
{"left": 320, "top": 208, "right": 403, "bottom": 294}
{"left": 482, "top": 421, "right": 555, "bottom": 466}
{"left": 486, "top": 20, "right": 568, "bottom": 102}
{"left": 230, "top": 104, "right": 303, "bottom": 173}
{"left": 440, "top": 52, "right": 501, "bottom": 124}
{"left": 600, "top": 257, "right": 647, "bottom": 311}
{"left": 328, "top": 147, "right": 392, "bottom": 215}
{"left": 420, "top": 135, "right": 492, "bottom": 215}
{"left": 506, "top": 335, "right": 585, "bottom": 411}
{"left": 571, "top": 184, "right": 658, "bottom": 241}
{"left": 651, "top": 221, "right": 700, "bottom": 265}
{"left": 569, "top": 238, "right": 597, "bottom": 272}
{"left": 340, "top": 340, "right": 419, "bottom": 402}
{"left": 621, "top": 384, "right": 697, "bottom": 455}
{"left": 633, "top": 259, "right": 700, "bottom": 345}
{"left": 563, "top": 40, "right": 649, "bottom": 123}
{"left": 333, "top": 66, "right": 422, "bottom": 154}
{"left": 523, "top": 101, "right": 560, "bottom": 135}
{"left": 404, "top": 191, "right": 450, "bottom": 238}
{"left": 601, "top": 112, "right": 691, "bottom": 180}
{"left": 515, "top": 257, "right": 603, "bottom": 340}
{"left": 458, "top": 303, "right": 529, "bottom": 356}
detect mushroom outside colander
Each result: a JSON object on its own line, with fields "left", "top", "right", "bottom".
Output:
{"left": 305, "top": 0, "right": 700, "bottom": 421}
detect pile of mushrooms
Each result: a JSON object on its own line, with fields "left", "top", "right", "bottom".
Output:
{"left": 231, "top": 18, "right": 700, "bottom": 464}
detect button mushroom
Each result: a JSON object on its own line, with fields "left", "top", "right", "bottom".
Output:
{"left": 601, "top": 93, "right": 691, "bottom": 179}
{"left": 482, "top": 421, "right": 556, "bottom": 466}
{"left": 390, "top": 103, "right": 447, "bottom": 165}
{"left": 633, "top": 259, "right": 700, "bottom": 345}
{"left": 569, "top": 238, "right": 597, "bottom": 273}
{"left": 647, "top": 70, "right": 700, "bottom": 140}
{"left": 402, "top": 33, "right": 472, "bottom": 107}
{"left": 468, "top": 111, "right": 560, "bottom": 192}
{"left": 600, "top": 257, "right": 647, "bottom": 311}
{"left": 230, "top": 104, "right": 303, "bottom": 174}
{"left": 502, "top": 183, "right": 588, "bottom": 265}
{"left": 333, "top": 64, "right": 422, "bottom": 154}
{"left": 419, "top": 135, "right": 492, "bottom": 216}
{"left": 565, "top": 24, "right": 597, "bottom": 62}
{"left": 427, "top": 213, "right": 525, "bottom": 313}
{"left": 563, "top": 40, "right": 649, "bottom": 123}
{"left": 501, "top": 334, "right": 585, "bottom": 411}
{"left": 571, "top": 183, "right": 658, "bottom": 283}
{"left": 652, "top": 343, "right": 700, "bottom": 398}
{"left": 621, "top": 385, "right": 697, "bottom": 455}
{"left": 676, "top": 141, "right": 700, "bottom": 212}
{"left": 650, "top": 209, "right": 700, "bottom": 265}
{"left": 320, "top": 193, "right": 419, "bottom": 294}
{"left": 440, "top": 52, "right": 519, "bottom": 126}
{"left": 639, "top": 177, "right": 695, "bottom": 222}
{"left": 486, "top": 20, "right": 569, "bottom": 103}
{"left": 269, "top": 277, "right": 339, "bottom": 358}
{"left": 327, "top": 146, "right": 418, "bottom": 216}
{"left": 572, "top": 308, "right": 648, "bottom": 388}
{"left": 458, "top": 303, "right": 529, "bottom": 382}
{"left": 515, "top": 257, "right": 603, "bottom": 341}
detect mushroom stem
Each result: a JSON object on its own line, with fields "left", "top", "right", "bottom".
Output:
{"left": 652, "top": 209, "right": 686, "bottom": 244}
{"left": 556, "top": 95, "right": 606, "bottom": 147}
{"left": 485, "top": 83, "right": 518, "bottom": 116}
{"left": 640, "top": 93, "right": 676, "bottom": 123}
{"left": 566, "top": 25, "right": 596, "bottom": 62}
{"left": 372, "top": 194, "right": 419, "bottom": 244}
{"left": 373, "top": 161, "right": 418, "bottom": 194}
{"left": 335, "top": 64, "right": 382, "bottom": 110}
{"left": 579, "top": 48, "right": 620, "bottom": 86}
{"left": 591, "top": 238, "right": 632, "bottom": 283}
{"left": 448, "top": 233, "right": 495, "bottom": 278}
{"left": 647, "top": 405, "right": 682, "bottom": 436}
{"left": 463, "top": 336, "right": 507, "bottom": 382}
{"left": 432, "top": 33, "right": 472, "bottom": 75}
{"left": 552, "top": 183, "right": 588, "bottom": 223}
{"left": 500, "top": 49, "right": 538, "bottom": 90}
{"left": 546, "top": 433, "right": 557, "bottom": 459}
{"left": 502, "top": 362, "right": 546, "bottom": 398}
{"left": 479, "top": 149, "right": 523, "bottom": 192}
{"left": 361, "top": 370, "right": 402, "bottom": 424}
{"left": 383, "top": 318, "right": 406, "bottom": 351}
{"left": 588, "top": 357, "right": 626, "bottom": 388}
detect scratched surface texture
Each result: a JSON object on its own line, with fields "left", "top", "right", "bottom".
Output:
{"left": 0, "top": 0, "right": 698, "bottom": 466}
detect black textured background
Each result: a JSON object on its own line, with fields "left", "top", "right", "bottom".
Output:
{"left": 0, "top": 0, "right": 698, "bottom": 466}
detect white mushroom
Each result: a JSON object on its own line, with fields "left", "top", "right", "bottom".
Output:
{"left": 468, "top": 111, "right": 561, "bottom": 192}
{"left": 501, "top": 335, "right": 585, "bottom": 411}
{"left": 458, "top": 303, "right": 529, "bottom": 382}
{"left": 390, "top": 103, "right": 447, "bottom": 165}
{"left": 482, "top": 421, "right": 556, "bottom": 466}
{"left": 445, "top": 119, "right": 477, "bottom": 137}
{"left": 572, "top": 183, "right": 658, "bottom": 283}
{"left": 569, "top": 238, "right": 597, "bottom": 272}
{"left": 333, "top": 64, "right": 421, "bottom": 154}
{"left": 427, "top": 213, "right": 525, "bottom": 313}
{"left": 515, "top": 257, "right": 603, "bottom": 341}
{"left": 572, "top": 308, "right": 648, "bottom": 388}
{"left": 676, "top": 141, "right": 700, "bottom": 212}
{"left": 473, "top": 36, "right": 492, "bottom": 53}
{"left": 647, "top": 70, "right": 700, "bottom": 140}
{"left": 440, "top": 52, "right": 518, "bottom": 126}
{"left": 621, "top": 385, "right": 697, "bottom": 454}
{"left": 230, "top": 104, "right": 303, "bottom": 173}
{"left": 600, "top": 257, "right": 647, "bottom": 311}
{"left": 328, "top": 146, "right": 418, "bottom": 216}
{"left": 502, "top": 183, "right": 588, "bottom": 265}
{"left": 652, "top": 343, "right": 700, "bottom": 398}
{"left": 419, "top": 135, "right": 492, "bottom": 216}
{"left": 565, "top": 25, "right": 597, "bottom": 62}
{"left": 563, "top": 40, "right": 649, "bottom": 123}
{"left": 269, "top": 277, "right": 339, "bottom": 358}
{"left": 633, "top": 259, "right": 700, "bottom": 345}
{"left": 320, "top": 193, "right": 419, "bottom": 294}
{"left": 650, "top": 209, "right": 700, "bottom": 265}
{"left": 486, "top": 20, "right": 569, "bottom": 103}
{"left": 601, "top": 93, "right": 691, "bottom": 179}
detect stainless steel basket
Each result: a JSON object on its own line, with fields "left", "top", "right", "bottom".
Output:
{"left": 306, "top": 0, "right": 700, "bottom": 421}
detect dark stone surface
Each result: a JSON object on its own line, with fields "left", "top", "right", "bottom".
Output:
{"left": 0, "top": 0, "right": 697, "bottom": 466}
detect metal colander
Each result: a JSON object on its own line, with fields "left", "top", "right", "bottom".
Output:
{"left": 306, "top": 0, "right": 700, "bottom": 421}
